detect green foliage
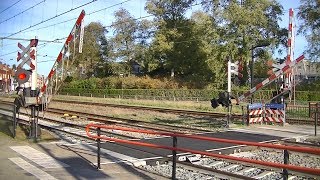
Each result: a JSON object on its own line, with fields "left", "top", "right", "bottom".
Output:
{"left": 296, "top": 79, "right": 320, "bottom": 91}
{"left": 298, "top": 0, "right": 320, "bottom": 60}
{"left": 60, "top": 84, "right": 320, "bottom": 102}
{"left": 64, "top": 76, "right": 181, "bottom": 89}
{"left": 65, "top": 1, "right": 289, "bottom": 91}
{"left": 71, "top": 22, "right": 107, "bottom": 78}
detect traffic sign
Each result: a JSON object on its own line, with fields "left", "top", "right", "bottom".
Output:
{"left": 17, "top": 39, "right": 38, "bottom": 70}
{"left": 230, "top": 61, "right": 243, "bottom": 78}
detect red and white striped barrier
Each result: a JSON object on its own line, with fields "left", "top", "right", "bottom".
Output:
{"left": 265, "top": 109, "right": 285, "bottom": 116}
{"left": 249, "top": 109, "right": 264, "bottom": 116}
{"left": 246, "top": 103, "right": 286, "bottom": 125}
{"left": 237, "top": 55, "right": 304, "bottom": 103}
{"left": 264, "top": 103, "right": 285, "bottom": 124}
{"left": 249, "top": 117, "right": 264, "bottom": 123}
{"left": 265, "top": 117, "right": 285, "bottom": 123}
{"left": 247, "top": 103, "right": 264, "bottom": 124}
{"left": 39, "top": 10, "right": 85, "bottom": 98}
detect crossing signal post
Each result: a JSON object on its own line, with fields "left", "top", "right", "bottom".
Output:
{"left": 16, "top": 38, "right": 39, "bottom": 141}
{"left": 211, "top": 58, "right": 242, "bottom": 127}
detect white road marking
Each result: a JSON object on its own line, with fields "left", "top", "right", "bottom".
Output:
{"left": 9, "top": 157, "right": 57, "bottom": 180}
{"left": 10, "top": 146, "right": 69, "bottom": 168}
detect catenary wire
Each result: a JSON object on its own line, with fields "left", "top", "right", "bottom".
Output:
{"left": 4, "top": 0, "right": 98, "bottom": 38}
{"left": 0, "top": 0, "right": 22, "bottom": 15}
{"left": 0, "top": 0, "right": 46, "bottom": 25}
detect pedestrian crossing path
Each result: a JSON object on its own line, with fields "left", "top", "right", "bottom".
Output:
{"left": 10, "top": 146, "right": 69, "bottom": 168}
{"left": 9, "top": 157, "right": 57, "bottom": 180}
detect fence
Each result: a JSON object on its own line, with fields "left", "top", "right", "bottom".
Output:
{"left": 286, "top": 102, "right": 320, "bottom": 124}
{"left": 0, "top": 100, "right": 17, "bottom": 138}
{"left": 86, "top": 123, "right": 320, "bottom": 179}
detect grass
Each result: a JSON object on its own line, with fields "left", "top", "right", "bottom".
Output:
{"left": 54, "top": 95, "right": 246, "bottom": 114}
{"left": 0, "top": 118, "right": 59, "bottom": 142}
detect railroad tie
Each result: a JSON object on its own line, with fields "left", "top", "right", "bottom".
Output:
{"left": 186, "top": 154, "right": 201, "bottom": 165}
{"left": 219, "top": 164, "right": 240, "bottom": 171}
{"left": 204, "top": 161, "right": 224, "bottom": 168}
{"left": 252, "top": 171, "right": 275, "bottom": 179}
{"left": 236, "top": 167, "right": 256, "bottom": 175}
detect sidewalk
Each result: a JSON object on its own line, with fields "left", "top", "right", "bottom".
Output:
{"left": 230, "top": 124, "right": 319, "bottom": 140}
{"left": 0, "top": 134, "right": 166, "bottom": 180}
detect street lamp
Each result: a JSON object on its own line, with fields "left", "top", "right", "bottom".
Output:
{"left": 250, "top": 41, "right": 271, "bottom": 104}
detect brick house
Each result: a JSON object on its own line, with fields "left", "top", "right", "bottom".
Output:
{"left": 0, "top": 63, "right": 13, "bottom": 92}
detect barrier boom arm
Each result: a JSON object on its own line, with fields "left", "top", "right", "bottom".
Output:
{"left": 38, "top": 10, "right": 85, "bottom": 104}
{"left": 236, "top": 55, "right": 304, "bottom": 103}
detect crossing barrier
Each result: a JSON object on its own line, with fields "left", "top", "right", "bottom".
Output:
{"left": 265, "top": 103, "right": 285, "bottom": 125}
{"left": 246, "top": 103, "right": 286, "bottom": 125}
{"left": 247, "top": 103, "right": 264, "bottom": 125}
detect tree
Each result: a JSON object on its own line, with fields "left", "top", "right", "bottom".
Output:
{"left": 146, "top": 0, "right": 196, "bottom": 78}
{"left": 189, "top": 11, "right": 223, "bottom": 88}
{"left": 297, "top": 0, "right": 320, "bottom": 61}
{"left": 109, "top": 8, "right": 138, "bottom": 75}
{"left": 72, "top": 22, "right": 107, "bottom": 78}
{"left": 201, "top": 0, "right": 285, "bottom": 87}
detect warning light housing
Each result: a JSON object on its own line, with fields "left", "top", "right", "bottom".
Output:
{"left": 15, "top": 68, "right": 31, "bottom": 84}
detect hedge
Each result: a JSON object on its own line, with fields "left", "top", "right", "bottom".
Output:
{"left": 58, "top": 88, "right": 320, "bottom": 102}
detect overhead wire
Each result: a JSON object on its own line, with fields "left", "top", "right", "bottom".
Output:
{"left": 0, "top": 0, "right": 46, "bottom": 25}
{"left": 0, "top": 36, "right": 65, "bottom": 57}
{"left": 2, "top": 0, "right": 201, "bottom": 59}
{"left": 0, "top": 50, "right": 18, "bottom": 57}
{"left": 23, "top": 0, "right": 134, "bottom": 34}
{"left": 20, "top": 0, "right": 197, "bottom": 35}
{"left": 0, "top": 43, "right": 45, "bottom": 58}
{"left": 0, "top": 0, "right": 22, "bottom": 15}
{"left": 4, "top": 0, "right": 98, "bottom": 38}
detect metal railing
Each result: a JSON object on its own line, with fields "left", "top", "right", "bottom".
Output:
{"left": 86, "top": 124, "right": 320, "bottom": 179}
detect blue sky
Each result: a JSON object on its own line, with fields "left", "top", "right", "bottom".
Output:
{"left": 0, "top": 0, "right": 306, "bottom": 76}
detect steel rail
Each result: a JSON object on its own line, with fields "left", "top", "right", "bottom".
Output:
{"left": 53, "top": 99, "right": 241, "bottom": 118}
{"left": 46, "top": 107, "right": 213, "bottom": 134}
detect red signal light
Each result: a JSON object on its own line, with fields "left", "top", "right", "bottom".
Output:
{"left": 15, "top": 68, "right": 31, "bottom": 84}
{"left": 18, "top": 73, "right": 27, "bottom": 80}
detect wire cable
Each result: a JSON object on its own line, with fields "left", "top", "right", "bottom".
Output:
{"left": 0, "top": 50, "right": 18, "bottom": 57}
{"left": 0, "top": 0, "right": 46, "bottom": 25}
{"left": 0, "top": 37, "right": 64, "bottom": 57}
{"left": 0, "top": 0, "right": 22, "bottom": 15}
{"left": 4, "top": 0, "right": 98, "bottom": 38}
{"left": 23, "top": 0, "right": 134, "bottom": 34}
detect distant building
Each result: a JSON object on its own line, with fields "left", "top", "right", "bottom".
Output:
{"left": 0, "top": 64, "right": 13, "bottom": 92}
{"left": 295, "top": 60, "right": 320, "bottom": 80}
{"left": 0, "top": 63, "right": 45, "bottom": 92}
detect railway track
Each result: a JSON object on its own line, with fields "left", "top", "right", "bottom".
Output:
{"left": 46, "top": 107, "right": 216, "bottom": 134}
{"left": 0, "top": 106, "right": 319, "bottom": 179}
{"left": 53, "top": 99, "right": 241, "bottom": 119}
{"left": 2, "top": 98, "right": 316, "bottom": 125}
{"left": 52, "top": 99, "right": 319, "bottom": 125}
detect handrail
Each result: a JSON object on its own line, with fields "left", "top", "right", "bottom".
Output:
{"left": 86, "top": 124, "right": 320, "bottom": 155}
{"left": 86, "top": 123, "right": 320, "bottom": 176}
